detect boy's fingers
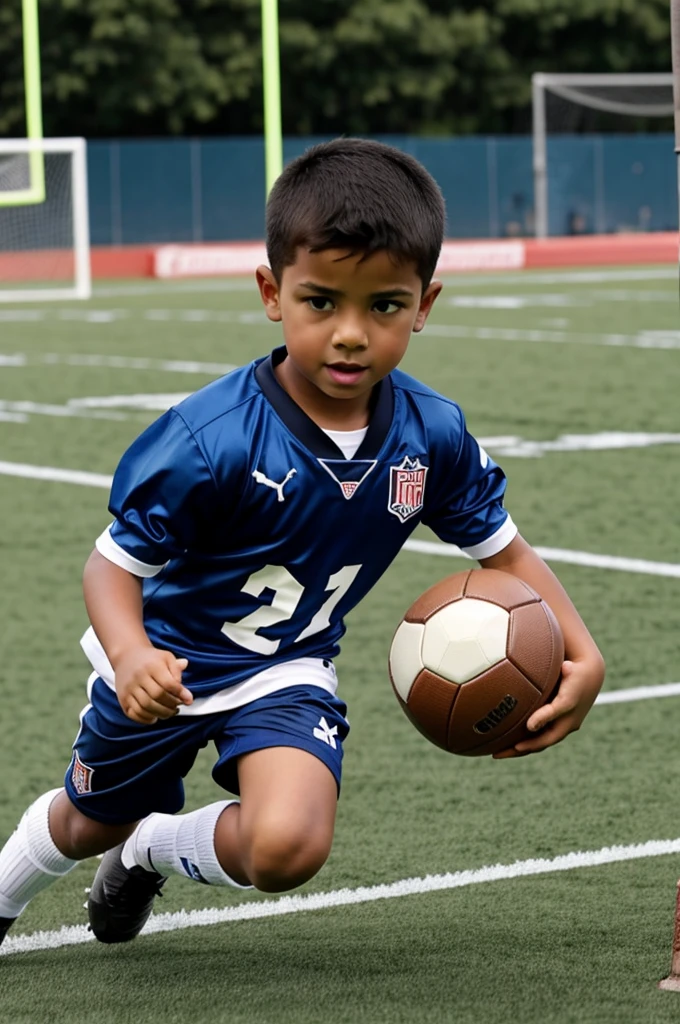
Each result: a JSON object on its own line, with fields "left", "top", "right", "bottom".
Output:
{"left": 526, "top": 704, "right": 557, "bottom": 733}
{"left": 174, "top": 658, "right": 193, "bottom": 702}
{"left": 492, "top": 747, "right": 523, "bottom": 759}
{"left": 144, "top": 684, "right": 182, "bottom": 710}
{"left": 513, "top": 719, "right": 572, "bottom": 754}
{"left": 526, "top": 689, "right": 577, "bottom": 733}
{"left": 160, "top": 651, "right": 188, "bottom": 675}
{"left": 158, "top": 653, "right": 193, "bottom": 704}
{"left": 137, "top": 692, "right": 181, "bottom": 719}
{"left": 123, "top": 696, "right": 158, "bottom": 725}
{"left": 152, "top": 661, "right": 193, "bottom": 704}
{"left": 493, "top": 716, "right": 576, "bottom": 759}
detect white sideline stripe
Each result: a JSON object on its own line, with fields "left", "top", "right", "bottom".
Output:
{"left": 422, "top": 323, "right": 680, "bottom": 351}
{"left": 442, "top": 268, "right": 677, "bottom": 287}
{"left": 87, "top": 267, "right": 676, "bottom": 297}
{"left": 3, "top": 837, "right": 680, "bottom": 957}
{"left": 0, "top": 352, "right": 238, "bottom": 375}
{"left": 93, "top": 279, "right": 256, "bottom": 297}
{"left": 530, "top": 545, "right": 680, "bottom": 578}
{"left": 0, "top": 461, "right": 113, "bottom": 489}
{"left": 596, "top": 682, "right": 680, "bottom": 704}
{"left": 49, "top": 353, "right": 238, "bottom": 375}
{"left": 402, "top": 536, "right": 680, "bottom": 579}
{"left": 1, "top": 461, "right": 679, "bottom": 579}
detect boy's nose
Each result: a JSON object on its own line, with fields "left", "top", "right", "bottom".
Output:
{"left": 331, "top": 320, "right": 368, "bottom": 350}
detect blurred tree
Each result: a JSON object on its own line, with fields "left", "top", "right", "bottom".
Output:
{"left": 0, "top": 0, "right": 263, "bottom": 136}
{"left": 0, "top": 0, "right": 672, "bottom": 137}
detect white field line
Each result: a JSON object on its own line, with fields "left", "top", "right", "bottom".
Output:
{"left": 596, "top": 682, "right": 680, "bottom": 704}
{"left": 402, "top": 536, "right": 680, "bottom": 579}
{"left": 1, "top": 460, "right": 679, "bottom": 579}
{"left": 422, "top": 323, "right": 680, "bottom": 351}
{"left": 440, "top": 267, "right": 677, "bottom": 287}
{"left": 3, "top": 320, "right": 680, "bottom": 353}
{"left": 0, "top": 461, "right": 114, "bottom": 489}
{"left": 0, "top": 400, "right": 129, "bottom": 422}
{"left": 0, "top": 353, "right": 237, "bottom": 376}
{"left": 479, "top": 431, "right": 680, "bottom": 458}
{"left": 447, "top": 290, "right": 677, "bottom": 309}
{"left": 56, "top": 354, "right": 237, "bottom": 375}
{"left": 85, "top": 267, "right": 676, "bottom": 298}
{"left": 3, "top": 836, "right": 680, "bottom": 957}
{"left": 0, "top": 309, "right": 267, "bottom": 325}
{"left": 93, "top": 279, "right": 257, "bottom": 297}
{"left": 12, "top": 317, "right": 678, "bottom": 349}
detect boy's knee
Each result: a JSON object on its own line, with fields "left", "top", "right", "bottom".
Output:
{"left": 49, "top": 792, "right": 136, "bottom": 859}
{"left": 242, "top": 818, "right": 331, "bottom": 893}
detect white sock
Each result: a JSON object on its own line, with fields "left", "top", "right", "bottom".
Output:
{"left": 0, "top": 789, "right": 78, "bottom": 919}
{"left": 121, "top": 800, "right": 252, "bottom": 889}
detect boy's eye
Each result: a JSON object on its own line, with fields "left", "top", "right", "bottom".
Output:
{"left": 306, "top": 296, "right": 333, "bottom": 311}
{"left": 373, "top": 300, "right": 402, "bottom": 314}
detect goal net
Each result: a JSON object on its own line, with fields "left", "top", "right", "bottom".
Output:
{"left": 0, "top": 137, "right": 91, "bottom": 301}
{"left": 532, "top": 73, "right": 674, "bottom": 238}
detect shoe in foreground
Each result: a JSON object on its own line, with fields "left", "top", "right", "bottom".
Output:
{"left": 88, "top": 843, "right": 166, "bottom": 944}
{"left": 0, "top": 916, "right": 15, "bottom": 947}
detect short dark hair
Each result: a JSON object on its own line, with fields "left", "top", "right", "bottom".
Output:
{"left": 265, "top": 138, "right": 446, "bottom": 290}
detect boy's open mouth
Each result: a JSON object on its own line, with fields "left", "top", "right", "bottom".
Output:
{"left": 326, "top": 362, "right": 368, "bottom": 385}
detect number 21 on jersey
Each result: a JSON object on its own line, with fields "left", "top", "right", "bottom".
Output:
{"left": 221, "top": 564, "right": 362, "bottom": 655}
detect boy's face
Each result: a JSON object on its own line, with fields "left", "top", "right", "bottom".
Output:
{"left": 256, "top": 247, "right": 441, "bottom": 426}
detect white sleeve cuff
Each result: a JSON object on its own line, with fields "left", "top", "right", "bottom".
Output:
{"left": 95, "top": 525, "right": 168, "bottom": 578}
{"left": 460, "top": 515, "right": 518, "bottom": 560}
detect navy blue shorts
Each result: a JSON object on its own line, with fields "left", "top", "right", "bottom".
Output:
{"left": 64, "top": 677, "right": 349, "bottom": 825}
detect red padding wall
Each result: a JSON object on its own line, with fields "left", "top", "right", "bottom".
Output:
{"left": 0, "top": 234, "right": 677, "bottom": 281}
{"left": 523, "top": 233, "right": 678, "bottom": 268}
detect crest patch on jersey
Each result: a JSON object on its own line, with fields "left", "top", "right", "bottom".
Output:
{"left": 388, "top": 456, "right": 428, "bottom": 522}
{"left": 318, "top": 459, "right": 377, "bottom": 500}
{"left": 71, "top": 749, "right": 94, "bottom": 794}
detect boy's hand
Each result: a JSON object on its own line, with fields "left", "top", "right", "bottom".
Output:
{"left": 492, "top": 655, "right": 604, "bottom": 759}
{"left": 113, "top": 646, "right": 194, "bottom": 724}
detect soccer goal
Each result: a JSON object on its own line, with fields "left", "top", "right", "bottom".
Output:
{"left": 0, "top": 137, "right": 91, "bottom": 302}
{"left": 532, "top": 73, "right": 674, "bottom": 238}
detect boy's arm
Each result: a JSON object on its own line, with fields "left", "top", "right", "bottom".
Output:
{"left": 83, "top": 549, "right": 193, "bottom": 724}
{"left": 479, "top": 533, "right": 605, "bottom": 758}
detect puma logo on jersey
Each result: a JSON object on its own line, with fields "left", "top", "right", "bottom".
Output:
{"left": 252, "top": 468, "right": 297, "bottom": 502}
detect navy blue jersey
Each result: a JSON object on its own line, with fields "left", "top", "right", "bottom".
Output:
{"left": 82, "top": 347, "right": 516, "bottom": 705}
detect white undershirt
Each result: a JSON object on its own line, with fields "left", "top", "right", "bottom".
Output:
{"left": 321, "top": 426, "right": 369, "bottom": 460}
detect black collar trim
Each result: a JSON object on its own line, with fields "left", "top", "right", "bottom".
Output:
{"left": 254, "top": 346, "right": 394, "bottom": 460}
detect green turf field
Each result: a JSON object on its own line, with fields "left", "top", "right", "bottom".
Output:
{"left": 1, "top": 265, "right": 680, "bottom": 1023}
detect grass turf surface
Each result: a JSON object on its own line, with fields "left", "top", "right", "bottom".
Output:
{"left": 0, "top": 266, "right": 679, "bottom": 1022}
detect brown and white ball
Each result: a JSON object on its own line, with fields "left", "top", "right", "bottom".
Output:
{"left": 388, "top": 568, "right": 564, "bottom": 756}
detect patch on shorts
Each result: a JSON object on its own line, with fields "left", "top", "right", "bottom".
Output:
{"left": 71, "top": 749, "right": 94, "bottom": 794}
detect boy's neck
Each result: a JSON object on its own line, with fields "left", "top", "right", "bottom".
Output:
{"left": 274, "top": 358, "right": 373, "bottom": 431}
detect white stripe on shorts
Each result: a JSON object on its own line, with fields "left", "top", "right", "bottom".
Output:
{"left": 84, "top": 657, "right": 339, "bottom": 716}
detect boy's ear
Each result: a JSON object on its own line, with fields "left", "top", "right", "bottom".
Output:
{"left": 256, "top": 265, "right": 282, "bottom": 322}
{"left": 413, "top": 280, "right": 443, "bottom": 333}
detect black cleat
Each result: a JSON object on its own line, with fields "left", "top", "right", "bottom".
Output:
{"left": 87, "top": 843, "right": 166, "bottom": 944}
{"left": 0, "top": 916, "right": 15, "bottom": 946}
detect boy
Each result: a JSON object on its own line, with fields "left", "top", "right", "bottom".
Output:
{"left": 0, "top": 139, "right": 605, "bottom": 947}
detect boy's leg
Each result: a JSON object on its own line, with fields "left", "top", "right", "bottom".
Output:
{"left": 117, "top": 747, "right": 336, "bottom": 892}
{"left": 88, "top": 749, "right": 336, "bottom": 944}
{"left": 88, "top": 678, "right": 347, "bottom": 943}
{"left": 1, "top": 671, "right": 206, "bottom": 945}
{"left": 220, "top": 746, "right": 338, "bottom": 891}
{"left": 0, "top": 788, "right": 137, "bottom": 943}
